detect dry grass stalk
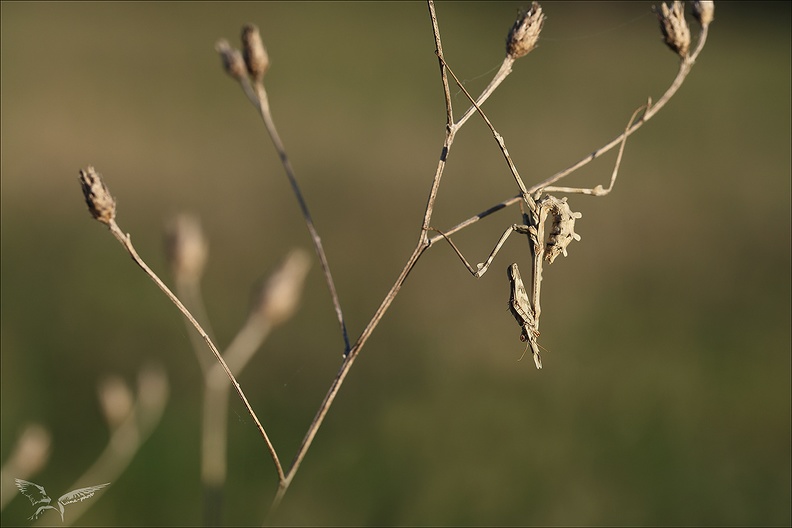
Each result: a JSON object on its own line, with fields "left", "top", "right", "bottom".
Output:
{"left": 78, "top": 0, "right": 713, "bottom": 519}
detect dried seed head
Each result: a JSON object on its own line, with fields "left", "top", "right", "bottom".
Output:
{"left": 8, "top": 424, "right": 51, "bottom": 477}
{"left": 692, "top": 0, "right": 715, "bottom": 28}
{"left": 241, "top": 24, "right": 269, "bottom": 82}
{"left": 165, "top": 213, "right": 209, "bottom": 285}
{"left": 79, "top": 166, "right": 116, "bottom": 225}
{"left": 251, "top": 249, "right": 311, "bottom": 327}
{"left": 506, "top": 2, "right": 546, "bottom": 60}
{"left": 98, "top": 375, "right": 134, "bottom": 429}
{"left": 215, "top": 39, "right": 247, "bottom": 81}
{"left": 654, "top": 1, "right": 691, "bottom": 58}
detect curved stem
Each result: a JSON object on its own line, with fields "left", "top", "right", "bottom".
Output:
{"left": 428, "top": 24, "right": 710, "bottom": 244}
{"left": 105, "top": 220, "right": 285, "bottom": 483}
{"left": 252, "top": 82, "right": 352, "bottom": 356}
{"left": 270, "top": 241, "right": 428, "bottom": 513}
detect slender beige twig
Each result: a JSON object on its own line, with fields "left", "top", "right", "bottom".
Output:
{"left": 270, "top": 0, "right": 466, "bottom": 511}
{"left": 78, "top": 167, "right": 285, "bottom": 483}
{"left": 0, "top": 424, "right": 50, "bottom": 511}
{"left": 108, "top": 222, "right": 284, "bottom": 480}
{"left": 216, "top": 33, "right": 351, "bottom": 356}
{"left": 251, "top": 84, "right": 352, "bottom": 356}
{"left": 78, "top": 2, "right": 711, "bottom": 519}
{"left": 427, "top": 19, "right": 709, "bottom": 245}
{"left": 52, "top": 365, "right": 169, "bottom": 528}
{"left": 271, "top": 0, "right": 711, "bottom": 511}
{"left": 201, "top": 249, "right": 310, "bottom": 521}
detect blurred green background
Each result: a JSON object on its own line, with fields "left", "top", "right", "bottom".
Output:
{"left": 2, "top": 2, "right": 789, "bottom": 526}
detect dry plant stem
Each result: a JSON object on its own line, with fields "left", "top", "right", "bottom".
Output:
{"left": 420, "top": 0, "right": 454, "bottom": 234}
{"left": 532, "top": 24, "right": 708, "bottom": 192}
{"left": 0, "top": 425, "right": 50, "bottom": 511}
{"left": 270, "top": 245, "right": 428, "bottom": 512}
{"left": 102, "top": 219, "right": 285, "bottom": 482}
{"left": 455, "top": 57, "right": 515, "bottom": 130}
{"left": 175, "top": 277, "right": 215, "bottom": 374}
{"left": 271, "top": 1, "right": 451, "bottom": 511}
{"left": 202, "top": 316, "right": 273, "bottom": 488}
{"left": 441, "top": 58, "right": 530, "bottom": 199}
{"left": 51, "top": 367, "right": 168, "bottom": 528}
{"left": 272, "top": 2, "right": 709, "bottom": 513}
{"left": 250, "top": 82, "right": 352, "bottom": 356}
{"left": 427, "top": 23, "right": 709, "bottom": 245}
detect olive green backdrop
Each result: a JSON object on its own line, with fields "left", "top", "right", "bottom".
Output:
{"left": 2, "top": 2, "right": 790, "bottom": 526}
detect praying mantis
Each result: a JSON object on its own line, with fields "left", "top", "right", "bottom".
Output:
{"left": 432, "top": 104, "right": 646, "bottom": 369}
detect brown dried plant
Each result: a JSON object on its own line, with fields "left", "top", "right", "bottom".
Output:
{"left": 78, "top": 0, "right": 713, "bottom": 519}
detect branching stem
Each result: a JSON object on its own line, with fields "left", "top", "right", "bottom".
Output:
{"left": 103, "top": 219, "right": 285, "bottom": 483}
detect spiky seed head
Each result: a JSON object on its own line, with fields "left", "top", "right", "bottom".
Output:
{"left": 241, "top": 24, "right": 269, "bottom": 82}
{"left": 215, "top": 39, "right": 247, "bottom": 81}
{"left": 691, "top": 0, "right": 714, "bottom": 28}
{"left": 79, "top": 167, "right": 116, "bottom": 225}
{"left": 506, "top": 2, "right": 546, "bottom": 60}
{"left": 654, "top": 1, "right": 691, "bottom": 58}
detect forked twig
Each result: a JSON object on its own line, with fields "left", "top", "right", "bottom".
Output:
{"left": 79, "top": 1, "right": 712, "bottom": 519}
{"left": 428, "top": 9, "right": 711, "bottom": 245}
{"left": 216, "top": 35, "right": 351, "bottom": 357}
{"left": 78, "top": 167, "right": 285, "bottom": 483}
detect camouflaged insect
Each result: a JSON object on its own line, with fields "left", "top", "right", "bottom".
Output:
{"left": 539, "top": 195, "right": 582, "bottom": 263}
{"left": 508, "top": 263, "right": 542, "bottom": 369}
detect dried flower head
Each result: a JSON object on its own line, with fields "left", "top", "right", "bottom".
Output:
{"left": 79, "top": 166, "right": 116, "bottom": 225}
{"left": 6, "top": 424, "right": 51, "bottom": 478}
{"left": 692, "top": 0, "right": 715, "bottom": 28}
{"left": 252, "top": 249, "right": 311, "bottom": 327}
{"left": 655, "top": 1, "right": 691, "bottom": 58}
{"left": 506, "top": 2, "right": 546, "bottom": 60}
{"left": 98, "top": 375, "right": 134, "bottom": 429}
{"left": 241, "top": 24, "right": 269, "bottom": 82}
{"left": 215, "top": 39, "right": 247, "bottom": 81}
{"left": 165, "top": 213, "right": 209, "bottom": 285}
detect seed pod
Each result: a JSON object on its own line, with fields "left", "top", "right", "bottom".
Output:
{"left": 692, "top": 0, "right": 714, "bottom": 28}
{"left": 241, "top": 24, "right": 269, "bottom": 82}
{"left": 655, "top": 1, "right": 691, "bottom": 58}
{"left": 215, "top": 39, "right": 247, "bottom": 81}
{"left": 506, "top": 2, "right": 545, "bottom": 60}
{"left": 79, "top": 166, "right": 116, "bottom": 225}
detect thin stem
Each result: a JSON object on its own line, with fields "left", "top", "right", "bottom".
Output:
{"left": 270, "top": 0, "right": 453, "bottom": 511}
{"left": 270, "top": 243, "right": 428, "bottom": 513}
{"left": 268, "top": 5, "right": 711, "bottom": 516}
{"left": 104, "top": 220, "right": 285, "bottom": 483}
{"left": 175, "top": 277, "right": 214, "bottom": 374}
{"left": 430, "top": 0, "right": 453, "bottom": 131}
{"left": 441, "top": 57, "right": 530, "bottom": 199}
{"left": 533, "top": 25, "right": 708, "bottom": 192}
{"left": 428, "top": 24, "right": 709, "bottom": 245}
{"left": 420, "top": 0, "right": 455, "bottom": 236}
{"left": 455, "top": 57, "right": 515, "bottom": 130}
{"left": 251, "top": 82, "right": 352, "bottom": 356}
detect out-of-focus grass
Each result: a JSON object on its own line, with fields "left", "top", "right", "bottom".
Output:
{"left": 2, "top": 2, "right": 789, "bottom": 526}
